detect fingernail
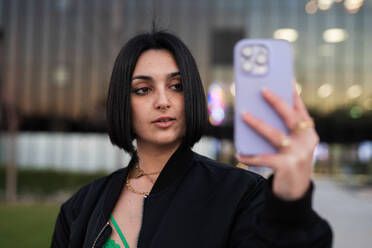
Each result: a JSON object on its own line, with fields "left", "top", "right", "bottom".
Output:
{"left": 262, "top": 87, "right": 268, "bottom": 92}
{"left": 241, "top": 112, "right": 252, "bottom": 122}
{"left": 242, "top": 110, "right": 251, "bottom": 116}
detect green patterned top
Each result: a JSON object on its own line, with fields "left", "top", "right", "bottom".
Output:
{"left": 103, "top": 238, "right": 121, "bottom": 248}
{"left": 103, "top": 215, "right": 130, "bottom": 248}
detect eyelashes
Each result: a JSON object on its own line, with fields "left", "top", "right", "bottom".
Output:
{"left": 132, "top": 87, "right": 150, "bottom": 96}
{"left": 132, "top": 83, "right": 183, "bottom": 96}
{"left": 170, "top": 83, "right": 183, "bottom": 92}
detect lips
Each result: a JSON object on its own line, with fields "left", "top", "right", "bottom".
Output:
{"left": 152, "top": 116, "right": 176, "bottom": 123}
{"left": 152, "top": 116, "right": 176, "bottom": 128}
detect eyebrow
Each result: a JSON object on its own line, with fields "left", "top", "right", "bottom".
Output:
{"left": 131, "top": 72, "right": 181, "bottom": 81}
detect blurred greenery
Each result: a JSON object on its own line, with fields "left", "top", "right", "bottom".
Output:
{"left": 344, "top": 161, "right": 372, "bottom": 175}
{"left": 0, "top": 203, "right": 59, "bottom": 247}
{"left": 0, "top": 168, "right": 108, "bottom": 246}
{"left": 0, "top": 167, "right": 107, "bottom": 198}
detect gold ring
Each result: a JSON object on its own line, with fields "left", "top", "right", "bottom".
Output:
{"left": 293, "top": 119, "right": 315, "bottom": 133}
{"left": 279, "top": 135, "right": 291, "bottom": 148}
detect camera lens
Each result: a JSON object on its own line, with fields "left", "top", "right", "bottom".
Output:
{"left": 242, "top": 60, "right": 254, "bottom": 72}
{"left": 255, "top": 53, "right": 268, "bottom": 65}
{"left": 242, "top": 46, "right": 253, "bottom": 58}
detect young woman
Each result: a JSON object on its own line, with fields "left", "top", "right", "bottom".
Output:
{"left": 52, "top": 31, "right": 332, "bottom": 248}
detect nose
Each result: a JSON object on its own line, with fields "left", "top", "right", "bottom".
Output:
{"left": 155, "top": 89, "right": 171, "bottom": 111}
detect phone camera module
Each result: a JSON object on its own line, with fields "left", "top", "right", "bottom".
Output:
{"left": 240, "top": 44, "right": 269, "bottom": 76}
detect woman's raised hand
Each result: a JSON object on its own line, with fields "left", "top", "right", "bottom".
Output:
{"left": 236, "top": 87, "right": 319, "bottom": 200}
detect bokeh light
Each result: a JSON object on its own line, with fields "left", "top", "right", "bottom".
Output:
{"left": 358, "top": 141, "right": 372, "bottom": 163}
{"left": 317, "top": 83, "right": 334, "bottom": 98}
{"left": 344, "top": 0, "right": 364, "bottom": 13}
{"left": 346, "top": 84, "right": 362, "bottom": 99}
{"left": 318, "top": 0, "right": 334, "bottom": 10}
{"left": 314, "top": 143, "right": 330, "bottom": 162}
{"left": 306, "top": 0, "right": 318, "bottom": 14}
{"left": 53, "top": 66, "right": 69, "bottom": 88}
{"left": 349, "top": 105, "right": 363, "bottom": 118}
{"left": 208, "top": 83, "right": 226, "bottom": 126}
{"left": 273, "top": 28, "right": 298, "bottom": 42}
{"left": 323, "top": 28, "right": 348, "bottom": 43}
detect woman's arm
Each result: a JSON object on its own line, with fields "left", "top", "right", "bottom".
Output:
{"left": 234, "top": 86, "right": 333, "bottom": 247}
{"left": 237, "top": 87, "right": 319, "bottom": 201}
{"left": 229, "top": 176, "right": 332, "bottom": 248}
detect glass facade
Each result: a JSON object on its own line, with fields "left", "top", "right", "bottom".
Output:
{"left": 2, "top": 0, "right": 372, "bottom": 121}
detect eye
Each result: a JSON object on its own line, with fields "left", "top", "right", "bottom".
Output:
{"left": 170, "top": 82, "right": 183, "bottom": 92}
{"left": 132, "top": 87, "right": 151, "bottom": 96}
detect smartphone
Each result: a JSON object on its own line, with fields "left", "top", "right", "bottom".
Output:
{"left": 234, "top": 39, "right": 293, "bottom": 156}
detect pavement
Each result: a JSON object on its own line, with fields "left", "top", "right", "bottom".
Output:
{"left": 313, "top": 176, "right": 372, "bottom": 248}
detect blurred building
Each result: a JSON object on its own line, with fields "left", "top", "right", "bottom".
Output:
{"left": 2, "top": 0, "right": 372, "bottom": 137}
{"left": 1, "top": 0, "right": 372, "bottom": 171}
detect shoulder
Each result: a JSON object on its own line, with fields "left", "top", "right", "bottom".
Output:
{"left": 192, "top": 152, "right": 266, "bottom": 191}
{"left": 192, "top": 152, "right": 264, "bottom": 180}
{"left": 60, "top": 168, "right": 126, "bottom": 219}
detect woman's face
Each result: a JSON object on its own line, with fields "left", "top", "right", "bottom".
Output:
{"left": 130, "top": 49, "right": 186, "bottom": 148}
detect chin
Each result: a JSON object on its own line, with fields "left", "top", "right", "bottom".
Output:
{"left": 153, "top": 137, "right": 183, "bottom": 147}
{"left": 136, "top": 128, "right": 185, "bottom": 148}
{"left": 145, "top": 133, "right": 183, "bottom": 147}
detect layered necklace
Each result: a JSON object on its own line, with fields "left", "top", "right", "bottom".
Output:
{"left": 126, "top": 163, "right": 161, "bottom": 195}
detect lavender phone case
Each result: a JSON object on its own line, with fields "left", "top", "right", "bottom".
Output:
{"left": 234, "top": 39, "right": 293, "bottom": 156}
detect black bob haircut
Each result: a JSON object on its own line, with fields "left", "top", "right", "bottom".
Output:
{"left": 107, "top": 31, "right": 207, "bottom": 155}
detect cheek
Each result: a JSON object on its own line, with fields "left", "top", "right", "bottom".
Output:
{"left": 131, "top": 99, "right": 153, "bottom": 134}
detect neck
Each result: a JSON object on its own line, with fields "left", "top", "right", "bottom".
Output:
{"left": 135, "top": 140, "right": 183, "bottom": 173}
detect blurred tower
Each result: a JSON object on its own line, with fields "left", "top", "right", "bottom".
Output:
{"left": 111, "top": 0, "right": 125, "bottom": 170}
{"left": 0, "top": 26, "right": 3, "bottom": 127}
{"left": 0, "top": 22, "right": 19, "bottom": 202}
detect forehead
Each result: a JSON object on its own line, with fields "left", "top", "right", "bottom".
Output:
{"left": 132, "top": 49, "right": 179, "bottom": 77}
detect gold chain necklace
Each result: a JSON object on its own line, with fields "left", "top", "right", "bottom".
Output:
{"left": 132, "top": 164, "right": 161, "bottom": 184}
{"left": 125, "top": 164, "right": 161, "bottom": 195}
{"left": 126, "top": 177, "right": 150, "bottom": 195}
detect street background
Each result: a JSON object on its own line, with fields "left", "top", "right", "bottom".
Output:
{"left": 1, "top": 0, "right": 372, "bottom": 247}
{"left": 314, "top": 176, "right": 372, "bottom": 248}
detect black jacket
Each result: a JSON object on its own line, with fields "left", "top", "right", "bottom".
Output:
{"left": 51, "top": 145, "right": 332, "bottom": 248}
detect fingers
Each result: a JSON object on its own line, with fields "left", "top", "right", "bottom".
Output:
{"left": 261, "top": 88, "right": 297, "bottom": 130}
{"left": 293, "top": 90, "right": 312, "bottom": 120}
{"left": 242, "top": 111, "right": 289, "bottom": 149}
{"left": 236, "top": 151, "right": 309, "bottom": 172}
{"left": 241, "top": 110, "right": 319, "bottom": 160}
{"left": 236, "top": 153, "right": 294, "bottom": 170}
{"left": 236, "top": 153, "right": 276, "bottom": 169}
